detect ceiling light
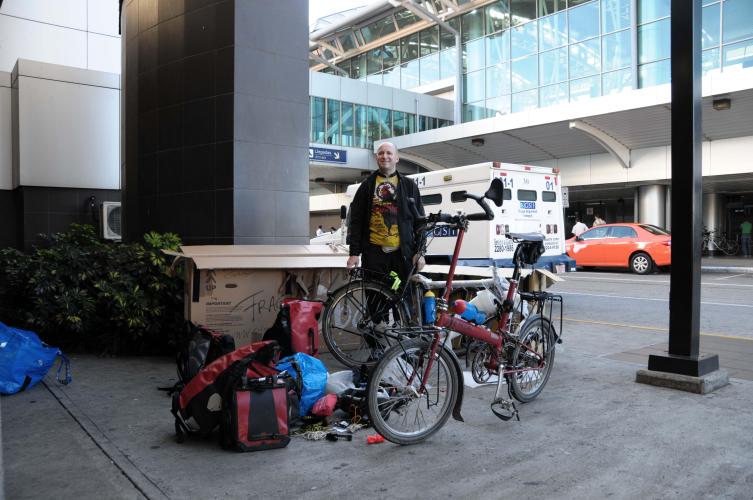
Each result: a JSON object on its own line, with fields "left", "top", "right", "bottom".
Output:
{"left": 712, "top": 97, "right": 731, "bottom": 111}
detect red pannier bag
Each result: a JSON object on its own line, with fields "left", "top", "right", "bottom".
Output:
{"left": 220, "top": 372, "right": 292, "bottom": 452}
{"left": 172, "top": 340, "right": 279, "bottom": 442}
{"left": 284, "top": 299, "right": 324, "bottom": 357}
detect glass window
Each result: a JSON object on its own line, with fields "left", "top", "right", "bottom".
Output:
{"left": 395, "top": 9, "right": 419, "bottom": 28}
{"left": 538, "top": 0, "right": 567, "bottom": 17}
{"left": 638, "top": 0, "right": 670, "bottom": 24}
{"left": 487, "top": 30, "right": 511, "bottom": 64}
{"left": 723, "top": 0, "right": 753, "bottom": 44}
{"left": 512, "top": 53, "right": 538, "bottom": 92}
{"left": 464, "top": 69, "right": 486, "bottom": 102}
{"left": 464, "top": 38, "right": 486, "bottom": 72}
{"left": 487, "top": 62, "right": 512, "bottom": 97}
{"left": 440, "top": 47, "right": 458, "bottom": 78}
{"left": 392, "top": 110, "right": 406, "bottom": 137}
{"left": 569, "top": 0, "right": 593, "bottom": 5}
{"left": 378, "top": 108, "right": 391, "bottom": 139}
{"left": 361, "top": 16, "right": 396, "bottom": 44}
{"left": 570, "top": 75, "right": 601, "bottom": 101}
{"left": 702, "top": 3, "right": 720, "bottom": 50}
{"left": 503, "top": 188, "right": 512, "bottom": 200}
{"left": 540, "top": 83, "right": 568, "bottom": 107}
{"left": 406, "top": 113, "right": 416, "bottom": 134}
{"left": 511, "top": 0, "right": 536, "bottom": 25}
{"left": 580, "top": 226, "right": 610, "bottom": 239}
{"left": 540, "top": 47, "right": 568, "bottom": 85}
{"left": 337, "top": 59, "right": 351, "bottom": 78}
{"left": 421, "top": 26, "right": 440, "bottom": 56}
{"left": 383, "top": 42, "right": 400, "bottom": 69}
{"left": 325, "top": 99, "right": 340, "bottom": 145}
{"left": 602, "top": 29, "right": 631, "bottom": 71}
{"left": 422, "top": 194, "right": 443, "bottom": 205}
{"left": 462, "top": 9, "right": 485, "bottom": 42}
{"left": 341, "top": 102, "right": 354, "bottom": 147}
{"left": 420, "top": 53, "right": 440, "bottom": 84}
{"left": 722, "top": 39, "right": 753, "bottom": 71}
{"left": 569, "top": 1, "right": 600, "bottom": 42}
{"left": 609, "top": 226, "right": 637, "bottom": 238}
{"left": 702, "top": 48, "right": 720, "bottom": 75}
{"left": 638, "top": 59, "right": 671, "bottom": 87}
{"left": 451, "top": 190, "right": 468, "bottom": 202}
{"left": 402, "top": 32, "right": 419, "bottom": 62}
{"left": 511, "top": 20, "right": 538, "bottom": 58}
{"left": 383, "top": 66, "right": 401, "bottom": 87}
{"left": 401, "top": 59, "right": 420, "bottom": 89}
{"left": 440, "top": 17, "right": 460, "bottom": 50}
{"left": 367, "top": 107, "right": 380, "bottom": 148}
{"left": 517, "top": 189, "right": 537, "bottom": 201}
{"left": 310, "top": 97, "right": 325, "bottom": 143}
{"left": 366, "top": 72, "right": 383, "bottom": 85}
{"left": 352, "top": 54, "right": 367, "bottom": 79}
{"left": 638, "top": 18, "right": 670, "bottom": 64}
{"left": 602, "top": 68, "right": 632, "bottom": 95}
{"left": 512, "top": 89, "right": 538, "bottom": 112}
{"left": 339, "top": 33, "right": 356, "bottom": 53}
{"left": 539, "top": 11, "right": 567, "bottom": 51}
{"left": 486, "top": 95, "right": 512, "bottom": 116}
{"left": 486, "top": 1, "right": 510, "bottom": 35}
{"left": 601, "top": 0, "right": 630, "bottom": 34}
{"left": 640, "top": 224, "right": 670, "bottom": 235}
{"left": 570, "top": 38, "right": 601, "bottom": 78}
{"left": 367, "top": 47, "right": 382, "bottom": 74}
{"left": 355, "top": 104, "right": 367, "bottom": 148}
{"left": 542, "top": 191, "right": 557, "bottom": 202}
{"left": 463, "top": 102, "right": 487, "bottom": 122}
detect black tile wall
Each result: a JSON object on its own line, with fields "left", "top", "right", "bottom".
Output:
{"left": 0, "top": 190, "right": 18, "bottom": 249}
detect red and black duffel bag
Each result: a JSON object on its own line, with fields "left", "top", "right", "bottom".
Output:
{"left": 172, "top": 340, "right": 279, "bottom": 442}
{"left": 263, "top": 299, "right": 323, "bottom": 357}
{"left": 220, "top": 370, "right": 293, "bottom": 452}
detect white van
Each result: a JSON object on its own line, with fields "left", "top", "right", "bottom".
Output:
{"left": 322, "top": 162, "right": 574, "bottom": 271}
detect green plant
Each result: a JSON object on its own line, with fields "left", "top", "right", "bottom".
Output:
{"left": 0, "top": 224, "right": 185, "bottom": 355}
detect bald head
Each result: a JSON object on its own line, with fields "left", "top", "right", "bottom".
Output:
{"left": 375, "top": 142, "right": 399, "bottom": 176}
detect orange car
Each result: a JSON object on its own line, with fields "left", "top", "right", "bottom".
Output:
{"left": 565, "top": 223, "right": 671, "bottom": 274}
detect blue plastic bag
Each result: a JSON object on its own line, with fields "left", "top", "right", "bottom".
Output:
{"left": 275, "top": 353, "right": 327, "bottom": 416}
{"left": 0, "top": 322, "right": 71, "bottom": 395}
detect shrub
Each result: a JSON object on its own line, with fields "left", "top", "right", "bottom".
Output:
{"left": 0, "top": 224, "right": 185, "bottom": 355}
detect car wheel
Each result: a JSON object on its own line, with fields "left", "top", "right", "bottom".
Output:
{"left": 630, "top": 252, "right": 653, "bottom": 275}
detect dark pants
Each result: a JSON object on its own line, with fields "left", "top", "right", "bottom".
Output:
{"left": 361, "top": 244, "right": 405, "bottom": 347}
{"left": 742, "top": 235, "right": 752, "bottom": 257}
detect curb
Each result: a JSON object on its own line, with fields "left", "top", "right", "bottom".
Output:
{"left": 43, "top": 378, "right": 169, "bottom": 500}
{"left": 701, "top": 266, "right": 753, "bottom": 274}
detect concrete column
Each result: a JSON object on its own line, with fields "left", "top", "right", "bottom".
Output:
{"left": 634, "top": 188, "right": 640, "bottom": 223}
{"left": 637, "top": 184, "right": 666, "bottom": 227}
{"left": 702, "top": 193, "right": 724, "bottom": 251}
{"left": 665, "top": 186, "right": 672, "bottom": 231}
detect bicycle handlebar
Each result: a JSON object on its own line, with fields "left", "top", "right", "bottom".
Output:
{"left": 407, "top": 191, "right": 494, "bottom": 227}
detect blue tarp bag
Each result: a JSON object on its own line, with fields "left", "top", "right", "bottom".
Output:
{"left": 275, "top": 353, "right": 327, "bottom": 416}
{"left": 0, "top": 322, "right": 71, "bottom": 395}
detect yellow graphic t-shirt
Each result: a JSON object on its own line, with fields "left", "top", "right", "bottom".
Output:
{"left": 369, "top": 174, "right": 400, "bottom": 248}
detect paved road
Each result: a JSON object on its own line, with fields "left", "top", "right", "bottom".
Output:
{"left": 549, "top": 270, "right": 753, "bottom": 339}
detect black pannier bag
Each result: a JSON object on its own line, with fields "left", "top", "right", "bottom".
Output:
{"left": 220, "top": 371, "right": 293, "bottom": 452}
{"left": 177, "top": 322, "right": 236, "bottom": 385}
{"left": 172, "top": 340, "right": 279, "bottom": 442}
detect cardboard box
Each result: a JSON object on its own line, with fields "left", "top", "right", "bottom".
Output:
{"left": 174, "top": 245, "right": 349, "bottom": 346}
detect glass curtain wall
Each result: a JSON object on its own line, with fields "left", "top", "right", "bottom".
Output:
{"left": 310, "top": 97, "right": 449, "bottom": 149}
{"left": 319, "top": 0, "right": 753, "bottom": 123}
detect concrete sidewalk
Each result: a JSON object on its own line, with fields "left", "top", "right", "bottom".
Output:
{"left": 701, "top": 256, "right": 753, "bottom": 273}
{"left": 2, "top": 322, "right": 753, "bottom": 499}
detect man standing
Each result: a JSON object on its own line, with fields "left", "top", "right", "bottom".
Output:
{"left": 315, "top": 225, "right": 324, "bottom": 236}
{"left": 741, "top": 218, "right": 752, "bottom": 257}
{"left": 572, "top": 217, "right": 589, "bottom": 237}
{"left": 346, "top": 142, "right": 425, "bottom": 281}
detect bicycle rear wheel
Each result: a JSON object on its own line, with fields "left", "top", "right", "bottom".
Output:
{"left": 509, "top": 315, "right": 556, "bottom": 403}
{"left": 367, "top": 338, "right": 458, "bottom": 445}
{"left": 321, "top": 280, "right": 409, "bottom": 368}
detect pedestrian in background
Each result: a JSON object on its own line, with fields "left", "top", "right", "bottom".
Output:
{"left": 593, "top": 214, "right": 606, "bottom": 226}
{"left": 316, "top": 225, "right": 324, "bottom": 236}
{"left": 572, "top": 217, "right": 589, "bottom": 237}
{"left": 741, "top": 218, "right": 752, "bottom": 257}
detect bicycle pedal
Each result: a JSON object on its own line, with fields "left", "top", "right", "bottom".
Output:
{"left": 490, "top": 398, "right": 520, "bottom": 422}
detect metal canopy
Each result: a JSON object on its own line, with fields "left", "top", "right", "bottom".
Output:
{"left": 385, "top": 73, "right": 753, "bottom": 170}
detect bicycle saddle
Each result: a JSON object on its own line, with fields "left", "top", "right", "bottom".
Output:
{"left": 505, "top": 232, "right": 545, "bottom": 242}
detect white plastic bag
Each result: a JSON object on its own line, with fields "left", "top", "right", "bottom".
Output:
{"left": 325, "top": 370, "right": 355, "bottom": 395}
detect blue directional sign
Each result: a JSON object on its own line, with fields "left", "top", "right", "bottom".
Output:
{"left": 309, "top": 147, "right": 347, "bottom": 163}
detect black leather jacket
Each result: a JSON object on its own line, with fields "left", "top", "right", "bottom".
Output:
{"left": 347, "top": 170, "right": 425, "bottom": 276}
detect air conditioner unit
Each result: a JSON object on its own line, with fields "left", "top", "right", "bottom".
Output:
{"left": 102, "top": 202, "right": 122, "bottom": 241}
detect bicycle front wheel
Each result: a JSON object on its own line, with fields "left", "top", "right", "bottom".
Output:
{"left": 367, "top": 338, "right": 459, "bottom": 445}
{"left": 321, "top": 280, "right": 409, "bottom": 368}
{"left": 510, "top": 315, "right": 556, "bottom": 403}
